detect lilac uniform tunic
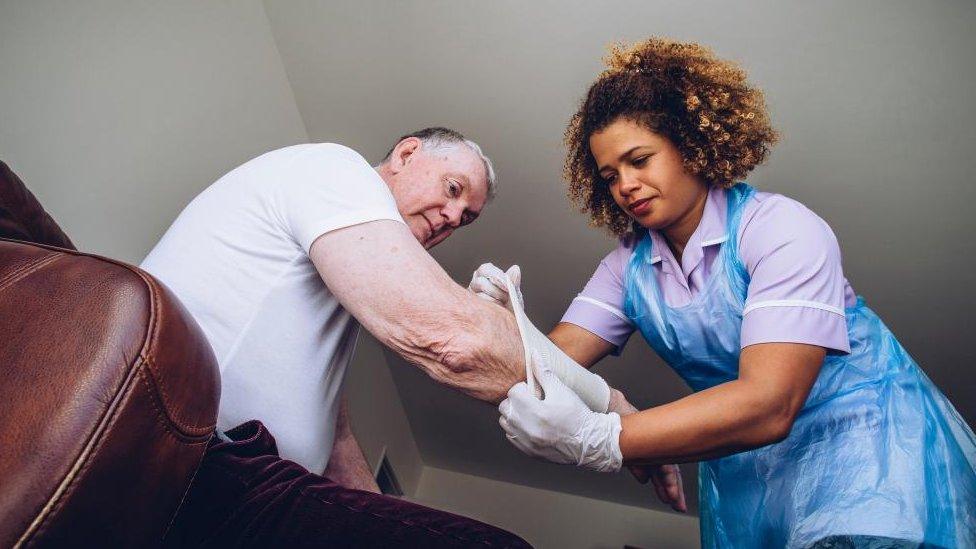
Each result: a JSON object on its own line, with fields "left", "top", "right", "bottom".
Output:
{"left": 561, "top": 186, "right": 858, "bottom": 355}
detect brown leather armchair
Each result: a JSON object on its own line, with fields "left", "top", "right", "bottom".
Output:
{"left": 0, "top": 160, "right": 221, "bottom": 547}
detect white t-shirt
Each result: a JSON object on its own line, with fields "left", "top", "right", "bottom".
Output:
{"left": 141, "top": 143, "right": 404, "bottom": 473}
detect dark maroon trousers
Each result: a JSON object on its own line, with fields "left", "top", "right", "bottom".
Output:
{"left": 165, "top": 421, "right": 531, "bottom": 548}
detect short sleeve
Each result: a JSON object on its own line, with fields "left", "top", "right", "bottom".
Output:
{"left": 738, "top": 195, "right": 851, "bottom": 354}
{"left": 274, "top": 144, "right": 405, "bottom": 253}
{"left": 560, "top": 241, "right": 636, "bottom": 353}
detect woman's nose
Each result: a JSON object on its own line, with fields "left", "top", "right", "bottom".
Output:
{"left": 617, "top": 170, "right": 641, "bottom": 194}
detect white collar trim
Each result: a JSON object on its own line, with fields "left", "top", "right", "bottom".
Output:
{"left": 700, "top": 234, "right": 728, "bottom": 247}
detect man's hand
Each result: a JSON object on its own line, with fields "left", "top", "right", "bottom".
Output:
{"left": 498, "top": 361, "right": 622, "bottom": 473}
{"left": 609, "top": 389, "right": 686, "bottom": 512}
{"left": 468, "top": 262, "right": 521, "bottom": 307}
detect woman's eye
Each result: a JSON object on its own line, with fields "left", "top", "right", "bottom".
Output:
{"left": 603, "top": 173, "right": 617, "bottom": 184}
{"left": 633, "top": 155, "right": 649, "bottom": 167}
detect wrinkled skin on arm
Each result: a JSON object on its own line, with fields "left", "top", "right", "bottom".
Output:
{"left": 310, "top": 219, "right": 525, "bottom": 403}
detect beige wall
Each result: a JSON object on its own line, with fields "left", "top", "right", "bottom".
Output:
{"left": 0, "top": 0, "right": 308, "bottom": 263}
{"left": 413, "top": 467, "right": 700, "bottom": 549}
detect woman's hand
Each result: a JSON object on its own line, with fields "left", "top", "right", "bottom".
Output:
{"left": 609, "top": 389, "right": 687, "bottom": 512}
{"left": 499, "top": 360, "right": 622, "bottom": 472}
{"left": 468, "top": 262, "right": 522, "bottom": 307}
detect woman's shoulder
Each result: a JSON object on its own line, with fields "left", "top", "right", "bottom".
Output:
{"left": 740, "top": 189, "right": 836, "bottom": 238}
{"left": 737, "top": 187, "right": 841, "bottom": 263}
{"left": 593, "top": 232, "right": 642, "bottom": 284}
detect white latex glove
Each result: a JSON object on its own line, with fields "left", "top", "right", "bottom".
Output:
{"left": 498, "top": 360, "right": 623, "bottom": 473}
{"left": 468, "top": 262, "right": 521, "bottom": 307}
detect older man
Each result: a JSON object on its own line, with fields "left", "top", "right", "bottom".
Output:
{"left": 143, "top": 128, "right": 531, "bottom": 546}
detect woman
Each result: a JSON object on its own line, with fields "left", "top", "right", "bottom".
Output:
{"left": 479, "top": 38, "right": 976, "bottom": 548}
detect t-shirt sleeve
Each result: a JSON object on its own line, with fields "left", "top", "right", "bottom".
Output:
{"left": 560, "top": 242, "right": 636, "bottom": 353}
{"left": 738, "top": 195, "right": 851, "bottom": 354}
{"left": 273, "top": 144, "right": 405, "bottom": 253}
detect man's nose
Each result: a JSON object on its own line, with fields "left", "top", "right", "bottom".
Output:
{"left": 442, "top": 205, "right": 462, "bottom": 228}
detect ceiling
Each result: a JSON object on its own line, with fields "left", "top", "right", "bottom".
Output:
{"left": 262, "top": 0, "right": 976, "bottom": 512}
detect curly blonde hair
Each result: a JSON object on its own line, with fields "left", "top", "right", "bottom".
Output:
{"left": 565, "top": 38, "right": 778, "bottom": 236}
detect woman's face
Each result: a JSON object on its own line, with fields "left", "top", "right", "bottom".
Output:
{"left": 589, "top": 117, "right": 707, "bottom": 233}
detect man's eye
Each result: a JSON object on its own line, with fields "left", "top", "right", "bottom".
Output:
{"left": 448, "top": 181, "right": 460, "bottom": 197}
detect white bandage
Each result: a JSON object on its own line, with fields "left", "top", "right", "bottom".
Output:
{"left": 503, "top": 274, "right": 611, "bottom": 412}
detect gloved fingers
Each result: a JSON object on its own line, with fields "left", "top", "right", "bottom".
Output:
{"left": 535, "top": 365, "right": 580, "bottom": 404}
{"left": 498, "top": 396, "right": 513, "bottom": 419}
{"left": 475, "top": 291, "right": 502, "bottom": 304}
{"left": 498, "top": 413, "right": 523, "bottom": 442}
{"left": 505, "top": 381, "right": 541, "bottom": 410}
{"left": 498, "top": 415, "right": 535, "bottom": 455}
{"left": 522, "top": 347, "right": 542, "bottom": 397}
{"left": 506, "top": 380, "right": 531, "bottom": 400}
{"left": 474, "top": 262, "right": 506, "bottom": 280}
{"left": 470, "top": 275, "right": 508, "bottom": 302}
{"left": 498, "top": 413, "right": 512, "bottom": 433}
{"left": 506, "top": 432, "right": 535, "bottom": 456}
{"left": 473, "top": 263, "right": 509, "bottom": 291}
{"left": 505, "top": 264, "right": 521, "bottom": 287}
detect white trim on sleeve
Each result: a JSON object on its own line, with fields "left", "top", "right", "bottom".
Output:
{"left": 572, "top": 296, "right": 634, "bottom": 325}
{"left": 743, "top": 299, "right": 845, "bottom": 317}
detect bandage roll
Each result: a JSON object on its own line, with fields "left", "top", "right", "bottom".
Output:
{"left": 504, "top": 274, "right": 611, "bottom": 412}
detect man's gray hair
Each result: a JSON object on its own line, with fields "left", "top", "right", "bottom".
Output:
{"left": 381, "top": 127, "right": 497, "bottom": 201}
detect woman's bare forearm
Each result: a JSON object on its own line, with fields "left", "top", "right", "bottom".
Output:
{"left": 548, "top": 322, "right": 616, "bottom": 369}
{"left": 618, "top": 379, "right": 795, "bottom": 464}
{"left": 618, "top": 343, "right": 825, "bottom": 465}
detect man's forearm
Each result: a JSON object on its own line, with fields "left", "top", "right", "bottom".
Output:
{"left": 311, "top": 220, "right": 525, "bottom": 404}
{"left": 385, "top": 295, "right": 525, "bottom": 403}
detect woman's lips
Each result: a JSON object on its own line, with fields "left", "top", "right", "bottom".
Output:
{"left": 629, "top": 198, "right": 652, "bottom": 216}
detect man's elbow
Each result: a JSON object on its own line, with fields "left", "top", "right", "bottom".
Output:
{"left": 381, "top": 301, "right": 518, "bottom": 403}
{"left": 434, "top": 329, "right": 514, "bottom": 402}
{"left": 388, "top": 323, "right": 482, "bottom": 378}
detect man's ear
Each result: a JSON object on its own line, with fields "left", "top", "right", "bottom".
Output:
{"left": 389, "top": 137, "right": 421, "bottom": 174}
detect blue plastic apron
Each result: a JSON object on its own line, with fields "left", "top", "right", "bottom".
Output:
{"left": 623, "top": 183, "right": 976, "bottom": 548}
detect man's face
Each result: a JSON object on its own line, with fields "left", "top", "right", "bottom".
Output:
{"left": 384, "top": 138, "right": 489, "bottom": 249}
